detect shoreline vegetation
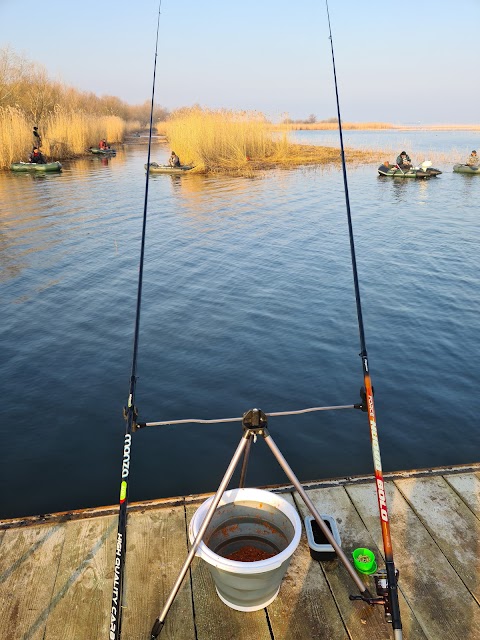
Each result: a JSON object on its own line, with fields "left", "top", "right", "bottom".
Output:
{"left": 1, "top": 47, "right": 479, "bottom": 173}
{"left": 0, "top": 46, "right": 166, "bottom": 169}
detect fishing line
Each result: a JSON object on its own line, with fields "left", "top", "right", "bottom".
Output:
{"left": 109, "top": 2, "right": 163, "bottom": 639}
{"left": 324, "top": 1, "right": 403, "bottom": 637}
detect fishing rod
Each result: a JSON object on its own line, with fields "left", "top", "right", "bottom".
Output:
{"left": 109, "top": 2, "right": 163, "bottom": 639}
{"left": 323, "top": 2, "right": 403, "bottom": 638}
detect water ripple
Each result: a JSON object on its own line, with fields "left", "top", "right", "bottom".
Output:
{"left": 0, "top": 139, "right": 479, "bottom": 517}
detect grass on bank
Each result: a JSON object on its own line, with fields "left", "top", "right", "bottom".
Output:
{"left": 0, "top": 107, "right": 125, "bottom": 168}
{"left": 164, "top": 107, "right": 379, "bottom": 174}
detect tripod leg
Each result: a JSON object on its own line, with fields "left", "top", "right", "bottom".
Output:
{"left": 238, "top": 436, "right": 253, "bottom": 488}
{"left": 150, "top": 433, "right": 250, "bottom": 638}
{"left": 263, "top": 433, "right": 371, "bottom": 596}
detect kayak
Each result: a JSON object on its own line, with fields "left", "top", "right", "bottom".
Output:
{"left": 88, "top": 147, "right": 116, "bottom": 156}
{"left": 378, "top": 163, "right": 442, "bottom": 178}
{"left": 453, "top": 163, "right": 480, "bottom": 174}
{"left": 10, "top": 161, "right": 62, "bottom": 172}
{"left": 145, "top": 162, "right": 193, "bottom": 174}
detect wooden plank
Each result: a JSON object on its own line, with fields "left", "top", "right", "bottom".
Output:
{"left": 445, "top": 472, "right": 480, "bottom": 517}
{"left": 185, "top": 502, "right": 272, "bottom": 640}
{"left": 296, "top": 485, "right": 426, "bottom": 640}
{"left": 395, "top": 475, "right": 480, "bottom": 603}
{"left": 347, "top": 480, "right": 480, "bottom": 640}
{"left": 267, "top": 492, "right": 349, "bottom": 640}
{"left": 121, "top": 506, "right": 196, "bottom": 640}
{"left": 0, "top": 522, "right": 65, "bottom": 640}
{"left": 42, "top": 515, "right": 117, "bottom": 640}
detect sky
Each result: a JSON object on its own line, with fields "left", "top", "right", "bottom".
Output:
{"left": 1, "top": 0, "right": 479, "bottom": 124}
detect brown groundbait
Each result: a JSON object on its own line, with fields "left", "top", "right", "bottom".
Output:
{"left": 225, "top": 546, "right": 276, "bottom": 562}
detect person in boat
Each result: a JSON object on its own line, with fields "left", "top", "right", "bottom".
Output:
{"left": 466, "top": 150, "right": 478, "bottom": 166}
{"left": 99, "top": 139, "right": 108, "bottom": 150}
{"left": 396, "top": 151, "right": 412, "bottom": 170}
{"left": 28, "top": 147, "right": 46, "bottom": 164}
{"left": 169, "top": 151, "right": 181, "bottom": 167}
{"left": 33, "top": 126, "right": 42, "bottom": 148}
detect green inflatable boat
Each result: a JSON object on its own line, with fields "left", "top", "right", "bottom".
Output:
{"left": 378, "top": 161, "right": 441, "bottom": 179}
{"left": 453, "top": 163, "right": 480, "bottom": 174}
{"left": 145, "top": 162, "right": 193, "bottom": 174}
{"left": 88, "top": 147, "right": 116, "bottom": 156}
{"left": 10, "top": 161, "right": 62, "bottom": 172}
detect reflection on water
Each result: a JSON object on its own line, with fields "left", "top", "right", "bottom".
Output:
{"left": 1, "top": 138, "right": 480, "bottom": 518}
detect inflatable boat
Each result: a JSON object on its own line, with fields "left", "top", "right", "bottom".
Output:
{"left": 378, "top": 161, "right": 441, "bottom": 179}
{"left": 145, "top": 162, "right": 193, "bottom": 174}
{"left": 453, "top": 163, "right": 480, "bottom": 174}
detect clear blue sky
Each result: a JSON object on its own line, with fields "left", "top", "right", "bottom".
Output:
{"left": 1, "top": 0, "right": 479, "bottom": 123}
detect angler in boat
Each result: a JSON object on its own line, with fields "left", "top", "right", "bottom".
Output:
{"left": 168, "top": 150, "right": 181, "bottom": 167}
{"left": 465, "top": 150, "right": 478, "bottom": 167}
{"left": 454, "top": 150, "right": 480, "bottom": 173}
{"left": 145, "top": 162, "right": 193, "bottom": 174}
{"left": 395, "top": 151, "right": 412, "bottom": 170}
{"left": 29, "top": 147, "right": 46, "bottom": 164}
{"left": 10, "top": 146, "right": 62, "bottom": 171}
{"left": 378, "top": 160, "right": 442, "bottom": 178}
{"left": 145, "top": 151, "right": 193, "bottom": 173}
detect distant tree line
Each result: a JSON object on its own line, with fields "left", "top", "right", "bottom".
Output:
{"left": 281, "top": 115, "right": 339, "bottom": 125}
{"left": 0, "top": 46, "right": 169, "bottom": 126}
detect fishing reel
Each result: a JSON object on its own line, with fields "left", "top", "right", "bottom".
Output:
{"left": 349, "top": 568, "right": 399, "bottom": 623}
{"left": 122, "top": 404, "right": 140, "bottom": 431}
{"left": 354, "top": 386, "right": 375, "bottom": 412}
{"left": 373, "top": 569, "right": 399, "bottom": 623}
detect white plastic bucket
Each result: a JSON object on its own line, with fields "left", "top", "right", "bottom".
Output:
{"left": 188, "top": 488, "right": 301, "bottom": 611}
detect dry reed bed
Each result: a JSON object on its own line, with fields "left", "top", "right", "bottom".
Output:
{"left": 0, "top": 107, "right": 125, "bottom": 168}
{"left": 247, "top": 143, "right": 379, "bottom": 171}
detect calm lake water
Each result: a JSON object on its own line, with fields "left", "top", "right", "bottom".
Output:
{"left": 1, "top": 131, "right": 479, "bottom": 519}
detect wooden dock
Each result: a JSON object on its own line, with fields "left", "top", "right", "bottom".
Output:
{"left": 1, "top": 463, "right": 479, "bottom": 639}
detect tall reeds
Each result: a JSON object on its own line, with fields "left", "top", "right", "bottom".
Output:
{"left": 0, "top": 107, "right": 31, "bottom": 167}
{"left": 44, "top": 110, "right": 125, "bottom": 157}
{"left": 165, "top": 107, "right": 277, "bottom": 172}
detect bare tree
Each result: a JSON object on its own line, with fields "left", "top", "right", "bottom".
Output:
{"left": 0, "top": 46, "right": 30, "bottom": 106}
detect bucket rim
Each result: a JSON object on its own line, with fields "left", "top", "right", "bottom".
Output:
{"left": 189, "top": 488, "right": 302, "bottom": 574}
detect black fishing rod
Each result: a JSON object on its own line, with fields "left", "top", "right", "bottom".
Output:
{"left": 324, "top": 2, "right": 403, "bottom": 638}
{"left": 109, "top": 2, "right": 163, "bottom": 639}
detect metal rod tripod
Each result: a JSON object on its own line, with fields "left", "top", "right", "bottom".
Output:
{"left": 150, "top": 408, "right": 373, "bottom": 639}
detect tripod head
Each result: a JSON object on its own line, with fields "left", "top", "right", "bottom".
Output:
{"left": 242, "top": 408, "right": 268, "bottom": 434}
